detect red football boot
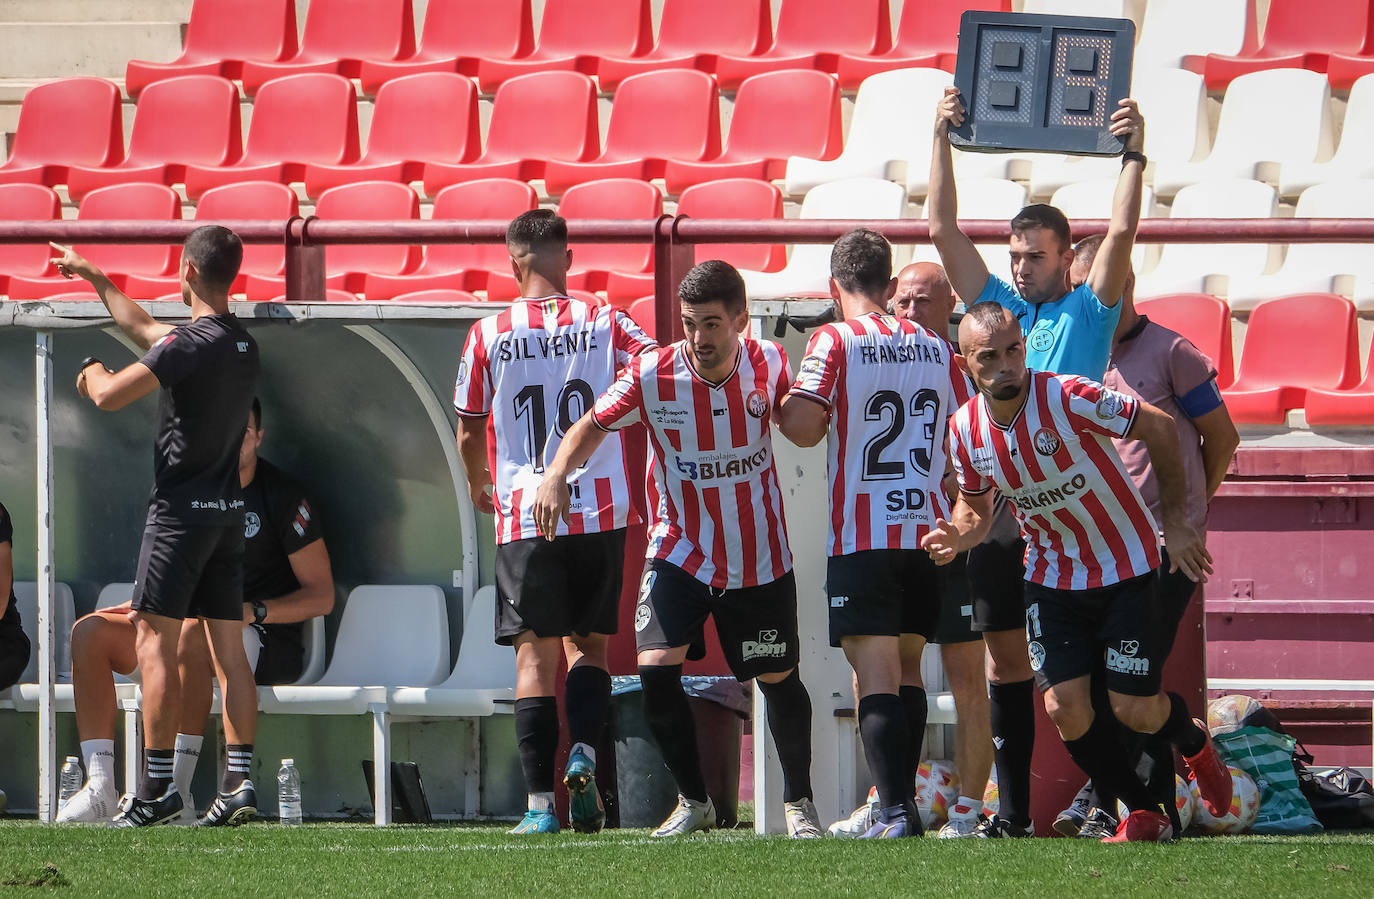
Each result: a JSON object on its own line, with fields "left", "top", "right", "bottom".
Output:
{"left": 1102, "top": 808, "right": 1173, "bottom": 843}
{"left": 1183, "top": 718, "right": 1233, "bottom": 817}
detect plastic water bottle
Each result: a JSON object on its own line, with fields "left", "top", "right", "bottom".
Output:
{"left": 58, "top": 756, "right": 82, "bottom": 810}
{"left": 277, "top": 759, "right": 302, "bottom": 826}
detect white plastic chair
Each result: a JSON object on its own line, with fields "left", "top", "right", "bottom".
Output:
{"left": 1280, "top": 74, "right": 1374, "bottom": 197}
{"left": 12, "top": 581, "right": 75, "bottom": 684}
{"left": 1029, "top": 68, "right": 1212, "bottom": 198}
{"left": 1133, "top": 0, "right": 1257, "bottom": 70}
{"left": 294, "top": 615, "right": 327, "bottom": 686}
{"left": 1153, "top": 68, "right": 1334, "bottom": 198}
{"left": 741, "top": 178, "right": 911, "bottom": 300}
{"left": 786, "top": 68, "right": 952, "bottom": 198}
{"left": 386, "top": 585, "right": 517, "bottom": 818}
{"left": 911, "top": 178, "right": 1028, "bottom": 288}
{"left": 1221, "top": 180, "right": 1374, "bottom": 311}
{"left": 1049, "top": 179, "right": 1158, "bottom": 272}
{"left": 1021, "top": 0, "right": 1127, "bottom": 15}
{"left": 1132, "top": 178, "right": 1280, "bottom": 300}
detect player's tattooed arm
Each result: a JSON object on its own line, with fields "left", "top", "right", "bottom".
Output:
{"left": 532, "top": 414, "right": 611, "bottom": 540}
{"left": 1127, "top": 400, "right": 1214, "bottom": 583}
{"left": 50, "top": 242, "right": 174, "bottom": 350}
{"left": 921, "top": 487, "right": 995, "bottom": 564}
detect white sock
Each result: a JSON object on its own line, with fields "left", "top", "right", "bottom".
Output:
{"left": 570, "top": 742, "right": 596, "bottom": 765}
{"left": 81, "top": 739, "right": 115, "bottom": 787}
{"left": 173, "top": 733, "right": 203, "bottom": 797}
{"left": 528, "top": 791, "right": 555, "bottom": 813}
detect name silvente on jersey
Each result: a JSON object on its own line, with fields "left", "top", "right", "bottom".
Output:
{"left": 493, "top": 329, "right": 600, "bottom": 362}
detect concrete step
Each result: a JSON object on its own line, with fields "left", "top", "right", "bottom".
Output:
{"left": 0, "top": 23, "right": 185, "bottom": 79}
{"left": 0, "top": 0, "right": 191, "bottom": 21}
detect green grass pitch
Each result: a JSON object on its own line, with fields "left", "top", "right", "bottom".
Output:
{"left": 0, "top": 822, "right": 1371, "bottom": 897}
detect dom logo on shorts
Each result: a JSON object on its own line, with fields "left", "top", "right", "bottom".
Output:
{"left": 1106, "top": 639, "right": 1149, "bottom": 675}
{"left": 1027, "top": 640, "right": 1046, "bottom": 672}
{"left": 742, "top": 629, "right": 787, "bottom": 661}
{"left": 746, "top": 389, "right": 769, "bottom": 419}
{"left": 1033, "top": 428, "right": 1062, "bottom": 457}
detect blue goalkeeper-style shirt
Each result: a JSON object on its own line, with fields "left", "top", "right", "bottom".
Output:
{"left": 976, "top": 274, "right": 1121, "bottom": 380}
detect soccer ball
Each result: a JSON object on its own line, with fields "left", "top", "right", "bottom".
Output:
{"left": 982, "top": 769, "right": 1000, "bottom": 818}
{"left": 1192, "top": 766, "right": 1260, "bottom": 834}
{"left": 915, "top": 759, "right": 959, "bottom": 827}
{"left": 1114, "top": 775, "right": 1195, "bottom": 833}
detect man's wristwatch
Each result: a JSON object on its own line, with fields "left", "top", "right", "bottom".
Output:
{"left": 251, "top": 600, "right": 268, "bottom": 625}
{"left": 1121, "top": 150, "right": 1147, "bottom": 168}
{"left": 78, "top": 356, "right": 105, "bottom": 373}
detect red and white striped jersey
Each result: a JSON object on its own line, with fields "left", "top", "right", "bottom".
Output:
{"left": 948, "top": 370, "right": 1161, "bottom": 590}
{"left": 455, "top": 295, "right": 655, "bottom": 544}
{"left": 790, "top": 313, "right": 974, "bottom": 556}
{"left": 593, "top": 338, "right": 793, "bottom": 589}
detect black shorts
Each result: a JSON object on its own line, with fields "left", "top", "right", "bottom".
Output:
{"left": 132, "top": 521, "right": 245, "bottom": 621}
{"left": 1024, "top": 571, "right": 1162, "bottom": 697}
{"left": 250, "top": 622, "right": 305, "bottom": 686}
{"left": 967, "top": 536, "right": 1027, "bottom": 633}
{"left": 1154, "top": 547, "right": 1199, "bottom": 664}
{"left": 826, "top": 549, "right": 942, "bottom": 647}
{"left": 634, "top": 559, "right": 798, "bottom": 682}
{"left": 494, "top": 528, "right": 626, "bottom": 646}
{"left": 932, "top": 552, "right": 978, "bottom": 645}
{"left": 0, "top": 614, "right": 30, "bottom": 691}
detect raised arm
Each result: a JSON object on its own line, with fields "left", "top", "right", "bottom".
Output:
{"left": 1126, "top": 400, "right": 1213, "bottom": 582}
{"left": 1085, "top": 100, "right": 1146, "bottom": 309}
{"left": 532, "top": 414, "right": 613, "bottom": 540}
{"left": 51, "top": 243, "right": 174, "bottom": 350}
{"left": 928, "top": 87, "right": 992, "bottom": 303}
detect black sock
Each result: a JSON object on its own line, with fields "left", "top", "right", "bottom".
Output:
{"left": 1142, "top": 734, "right": 1181, "bottom": 832}
{"left": 1063, "top": 713, "right": 1156, "bottom": 814}
{"left": 758, "top": 669, "right": 813, "bottom": 803}
{"left": 1156, "top": 692, "right": 1206, "bottom": 757}
{"left": 639, "top": 664, "right": 707, "bottom": 803}
{"left": 899, "top": 685, "right": 927, "bottom": 795}
{"left": 222, "top": 743, "right": 253, "bottom": 792}
{"left": 514, "top": 696, "right": 559, "bottom": 795}
{"left": 138, "top": 748, "right": 174, "bottom": 801}
{"left": 989, "top": 678, "right": 1035, "bottom": 827}
{"left": 564, "top": 665, "right": 612, "bottom": 752}
{"left": 858, "top": 693, "right": 911, "bottom": 814}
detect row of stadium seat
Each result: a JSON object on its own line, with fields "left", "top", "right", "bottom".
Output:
{"left": 15, "top": 64, "right": 1374, "bottom": 206}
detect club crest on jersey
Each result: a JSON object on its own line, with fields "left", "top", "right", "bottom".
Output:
{"left": 1027, "top": 327, "right": 1055, "bottom": 353}
{"left": 455, "top": 360, "right": 469, "bottom": 385}
{"left": 746, "top": 389, "right": 769, "bottom": 419}
{"left": 244, "top": 511, "right": 261, "bottom": 539}
{"left": 1095, "top": 390, "right": 1125, "bottom": 420}
{"left": 1033, "top": 428, "right": 1062, "bottom": 457}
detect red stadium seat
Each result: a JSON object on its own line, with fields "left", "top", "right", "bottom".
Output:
{"left": 711, "top": 0, "right": 891, "bottom": 90}
{"left": 542, "top": 69, "right": 720, "bottom": 196}
{"left": 123, "top": 181, "right": 299, "bottom": 298}
{"left": 391, "top": 288, "right": 484, "bottom": 303}
{"left": 184, "top": 74, "right": 360, "bottom": 199}
{"left": 662, "top": 69, "right": 842, "bottom": 194}
{"left": 835, "top": 0, "right": 1010, "bottom": 89}
{"left": 1221, "top": 294, "right": 1360, "bottom": 424}
{"left": 596, "top": 0, "right": 772, "bottom": 91}
{"left": 474, "top": 0, "right": 653, "bottom": 93}
{"left": 245, "top": 181, "right": 421, "bottom": 300}
{"left": 1181, "top": 0, "right": 1374, "bottom": 90}
{"left": 1304, "top": 335, "right": 1374, "bottom": 425}
{"left": 606, "top": 179, "right": 785, "bottom": 306}
{"left": 267, "top": 288, "right": 360, "bottom": 303}
{"left": 627, "top": 295, "right": 658, "bottom": 339}
{"left": 422, "top": 71, "right": 600, "bottom": 194}
{"left": 1133, "top": 293, "right": 1236, "bottom": 389}
{"left": 358, "top": 0, "right": 535, "bottom": 93}
{"left": 239, "top": 0, "right": 417, "bottom": 96}
{"left": 0, "top": 78, "right": 123, "bottom": 187}
{"left": 124, "top": 0, "right": 299, "bottom": 99}
{"left": 485, "top": 179, "right": 662, "bottom": 300}
{"left": 364, "top": 178, "right": 538, "bottom": 298}
{"left": 304, "top": 73, "right": 480, "bottom": 197}
{"left": 0, "top": 184, "right": 62, "bottom": 295}
{"left": 67, "top": 76, "right": 242, "bottom": 201}
{"left": 8, "top": 184, "right": 181, "bottom": 300}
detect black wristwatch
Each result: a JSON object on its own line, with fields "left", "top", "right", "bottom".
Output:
{"left": 251, "top": 600, "right": 268, "bottom": 625}
{"left": 1121, "top": 150, "right": 1147, "bottom": 168}
{"left": 78, "top": 356, "right": 105, "bottom": 374}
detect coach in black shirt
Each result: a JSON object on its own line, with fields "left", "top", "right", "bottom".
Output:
{"left": 0, "top": 501, "right": 30, "bottom": 692}
{"left": 54, "top": 226, "right": 262, "bottom": 828}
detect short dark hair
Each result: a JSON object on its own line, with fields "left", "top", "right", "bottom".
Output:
{"left": 829, "top": 228, "right": 892, "bottom": 298}
{"left": 506, "top": 209, "right": 567, "bottom": 253}
{"left": 249, "top": 396, "right": 262, "bottom": 431}
{"left": 678, "top": 259, "right": 746, "bottom": 315}
{"left": 1009, "top": 204, "right": 1072, "bottom": 252}
{"left": 964, "top": 300, "right": 1017, "bottom": 335}
{"left": 183, "top": 225, "right": 242, "bottom": 291}
{"left": 1071, "top": 233, "right": 1105, "bottom": 269}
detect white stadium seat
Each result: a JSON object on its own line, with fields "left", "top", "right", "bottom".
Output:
{"left": 1280, "top": 74, "right": 1374, "bottom": 197}
{"left": 786, "top": 68, "right": 951, "bottom": 198}
{"left": 1153, "top": 68, "right": 1334, "bottom": 198}
{"left": 1228, "top": 180, "right": 1374, "bottom": 311}
{"left": 1132, "top": 0, "right": 1257, "bottom": 70}
{"left": 1021, "top": 0, "right": 1127, "bottom": 15}
{"left": 1133, "top": 178, "right": 1281, "bottom": 300}
{"left": 1050, "top": 179, "right": 1157, "bottom": 272}
{"left": 12, "top": 581, "right": 75, "bottom": 684}
{"left": 741, "top": 178, "right": 911, "bottom": 300}
{"left": 911, "top": 178, "right": 1028, "bottom": 289}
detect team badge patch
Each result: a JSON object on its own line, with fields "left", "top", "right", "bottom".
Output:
{"left": 746, "top": 389, "right": 769, "bottom": 419}
{"left": 1027, "top": 640, "right": 1046, "bottom": 672}
{"left": 799, "top": 355, "right": 823, "bottom": 375}
{"left": 243, "top": 512, "right": 261, "bottom": 539}
{"left": 1095, "top": 390, "right": 1125, "bottom": 420}
{"left": 1027, "top": 327, "right": 1055, "bottom": 353}
{"left": 634, "top": 603, "right": 651, "bottom": 632}
{"left": 1032, "top": 428, "right": 1062, "bottom": 457}
{"left": 455, "top": 360, "right": 469, "bottom": 385}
